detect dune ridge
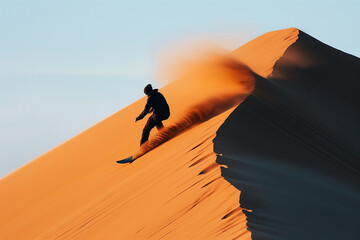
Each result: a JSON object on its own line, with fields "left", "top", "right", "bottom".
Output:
{"left": 231, "top": 28, "right": 299, "bottom": 77}
{"left": 1, "top": 28, "right": 303, "bottom": 239}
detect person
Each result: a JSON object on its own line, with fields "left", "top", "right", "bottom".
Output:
{"left": 136, "top": 84, "right": 170, "bottom": 146}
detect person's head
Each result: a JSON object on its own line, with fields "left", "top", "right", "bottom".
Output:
{"left": 144, "top": 84, "right": 153, "bottom": 95}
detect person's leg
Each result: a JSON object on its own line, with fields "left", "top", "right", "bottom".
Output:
{"left": 153, "top": 113, "right": 165, "bottom": 130}
{"left": 140, "top": 115, "right": 157, "bottom": 146}
{"left": 155, "top": 120, "right": 164, "bottom": 130}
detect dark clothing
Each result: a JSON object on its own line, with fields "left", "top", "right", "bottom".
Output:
{"left": 137, "top": 89, "right": 170, "bottom": 120}
{"left": 140, "top": 114, "right": 165, "bottom": 145}
{"left": 137, "top": 89, "right": 170, "bottom": 145}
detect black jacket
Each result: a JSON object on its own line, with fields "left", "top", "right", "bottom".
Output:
{"left": 137, "top": 89, "right": 170, "bottom": 120}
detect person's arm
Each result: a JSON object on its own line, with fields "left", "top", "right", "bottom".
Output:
{"left": 136, "top": 98, "right": 152, "bottom": 121}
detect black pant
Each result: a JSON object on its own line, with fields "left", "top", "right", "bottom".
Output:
{"left": 140, "top": 114, "right": 165, "bottom": 146}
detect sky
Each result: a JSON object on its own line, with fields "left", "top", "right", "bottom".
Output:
{"left": 1, "top": 0, "right": 359, "bottom": 178}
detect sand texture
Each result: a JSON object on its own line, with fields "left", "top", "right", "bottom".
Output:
{"left": 1, "top": 28, "right": 359, "bottom": 239}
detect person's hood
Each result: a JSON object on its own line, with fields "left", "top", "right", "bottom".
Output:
{"left": 148, "top": 89, "right": 158, "bottom": 96}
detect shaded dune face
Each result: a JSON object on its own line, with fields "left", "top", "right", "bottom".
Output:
{"left": 214, "top": 31, "right": 360, "bottom": 240}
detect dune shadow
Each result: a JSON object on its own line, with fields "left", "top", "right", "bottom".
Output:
{"left": 213, "top": 31, "right": 360, "bottom": 240}
{"left": 214, "top": 93, "right": 360, "bottom": 240}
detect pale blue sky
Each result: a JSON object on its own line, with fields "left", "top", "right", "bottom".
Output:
{"left": 1, "top": 0, "right": 359, "bottom": 178}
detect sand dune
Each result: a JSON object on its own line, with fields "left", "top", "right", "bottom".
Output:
{"left": 215, "top": 30, "right": 360, "bottom": 240}
{"left": 1, "top": 28, "right": 358, "bottom": 239}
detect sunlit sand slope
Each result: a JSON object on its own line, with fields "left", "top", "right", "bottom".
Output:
{"left": 0, "top": 28, "right": 299, "bottom": 239}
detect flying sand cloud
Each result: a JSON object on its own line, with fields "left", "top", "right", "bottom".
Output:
{"left": 134, "top": 53, "right": 255, "bottom": 159}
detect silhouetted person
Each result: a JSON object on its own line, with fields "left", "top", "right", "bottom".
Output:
{"left": 136, "top": 84, "right": 170, "bottom": 146}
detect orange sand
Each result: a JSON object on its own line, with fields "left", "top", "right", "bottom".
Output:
{"left": 0, "top": 28, "right": 299, "bottom": 239}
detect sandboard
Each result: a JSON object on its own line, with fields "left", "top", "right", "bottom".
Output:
{"left": 116, "top": 156, "right": 134, "bottom": 164}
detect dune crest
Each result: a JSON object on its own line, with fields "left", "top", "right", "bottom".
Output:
{"left": 231, "top": 28, "right": 299, "bottom": 77}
